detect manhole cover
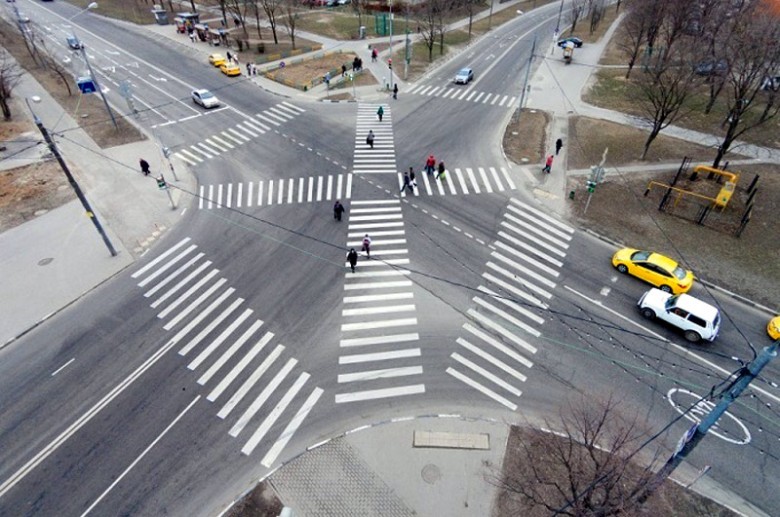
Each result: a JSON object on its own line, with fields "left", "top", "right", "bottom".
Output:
{"left": 421, "top": 464, "right": 441, "bottom": 484}
{"left": 38, "top": 257, "right": 54, "bottom": 266}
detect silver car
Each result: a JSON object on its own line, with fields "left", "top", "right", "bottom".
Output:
{"left": 454, "top": 67, "right": 474, "bottom": 84}
{"left": 191, "top": 89, "right": 220, "bottom": 109}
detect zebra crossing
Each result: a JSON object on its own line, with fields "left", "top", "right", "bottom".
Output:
{"left": 398, "top": 166, "right": 516, "bottom": 197}
{"left": 173, "top": 102, "right": 305, "bottom": 166}
{"left": 354, "top": 104, "right": 395, "bottom": 174}
{"left": 445, "top": 198, "right": 574, "bottom": 411}
{"left": 131, "top": 237, "right": 323, "bottom": 466}
{"left": 197, "top": 174, "right": 353, "bottom": 209}
{"left": 406, "top": 84, "right": 517, "bottom": 109}
{"left": 336, "top": 199, "right": 425, "bottom": 404}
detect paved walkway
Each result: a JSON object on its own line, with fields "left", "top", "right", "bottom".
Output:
{"left": 0, "top": 3, "right": 773, "bottom": 516}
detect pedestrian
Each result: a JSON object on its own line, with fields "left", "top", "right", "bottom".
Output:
{"left": 393, "top": 83, "right": 398, "bottom": 100}
{"left": 233, "top": 55, "right": 239, "bottom": 65}
{"left": 377, "top": 105, "right": 384, "bottom": 122}
{"left": 409, "top": 166, "right": 416, "bottom": 188}
{"left": 362, "top": 234, "right": 372, "bottom": 258}
{"left": 342, "top": 64, "right": 347, "bottom": 77}
{"left": 353, "top": 56, "right": 360, "bottom": 72}
{"left": 400, "top": 172, "right": 413, "bottom": 194}
{"left": 425, "top": 155, "right": 436, "bottom": 175}
{"left": 226, "top": 50, "right": 233, "bottom": 62}
{"left": 371, "top": 48, "right": 377, "bottom": 62}
{"left": 366, "top": 130, "right": 375, "bottom": 149}
{"left": 234, "top": 16, "right": 241, "bottom": 29}
{"left": 436, "top": 161, "right": 447, "bottom": 181}
{"left": 252, "top": 63, "right": 257, "bottom": 76}
{"left": 555, "top": 138, "right": 563, "bottom": 155}
{"left": 334, "top": 200, "right": 346, "bottom": 221}
{"left": 189, "top": 32, "right": 196, "bottom": 43}
{"left": 139, "top": 158, "right": 150, "bottom": 176}
{"left": 357, "top": 57, "right": 363, "bottom": 70}
{"left": 247, "top": 62, "right": 252, "bottom": 75}
{"left": 542, "top": 154, "right": 554, "bottom": 174}
{"left": 347, "top": 248, "right": 359, "bottom": 273}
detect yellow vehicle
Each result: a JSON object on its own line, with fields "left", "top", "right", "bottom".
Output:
{"left": 612, "top": 248, "right": 694, "bottom": 294}
{"left": 208, "top": 53, "right": 226, "bottom": 66}
{"left": 220, "top": 62, "right": 241, "bottom": 76}
{"left": 768, "top": 316, "right": 780, "bottom": 340}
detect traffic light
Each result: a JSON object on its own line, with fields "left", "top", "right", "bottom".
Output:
{"left": 388, "top": 58, "right": 392, "bottom": 70}
{"left": 586, "top": 180, "right": 596, "bottom": 193}
{"left": 157, "top": 176, "right": 167, "bottom": 190}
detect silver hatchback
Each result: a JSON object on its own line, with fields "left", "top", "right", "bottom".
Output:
{"left": 454, "top": 67, "right": 474, "bottom": 84}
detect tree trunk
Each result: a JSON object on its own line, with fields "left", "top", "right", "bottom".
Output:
{"left": 190, "top": 0, "right": 196, "bottom": 12}
{"left": 641, "top": 127, "right": 661, "bottom": 160}
{"left": 0, "top": 98, "right": 11, "bottom": 120}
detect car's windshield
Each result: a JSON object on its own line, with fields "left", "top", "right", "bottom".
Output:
{"left": 631, "top": 250, "right": 651, "bottom": 261}
{"left": 201, "top": 91, "right": 214, "bottom": 99}
{"left": 664, "top": 295, "right": 679, "bottom": 309}
{"left": 672, "top": 266, "right": 687, "bottom": 280}
{"left": 458, "top": 69, "right": 469, "bottom": 75}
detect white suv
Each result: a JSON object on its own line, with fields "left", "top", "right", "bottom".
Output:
{"left": 637, "top": 288, "right": 721, "bottom": 343}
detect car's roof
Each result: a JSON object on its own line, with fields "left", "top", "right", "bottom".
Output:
{"left": 193, "top": 88, "right": 210, "bottom": 94}
{"left": 647, "top": 252, "right": 681, "bottom": 270}
{"left": 673, "top": 293, "right": 719, "bottom": 318}
{"left": 458, "top": 67, "right": 472, "bottom": 73}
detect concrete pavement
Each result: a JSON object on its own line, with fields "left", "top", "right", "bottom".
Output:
{"left": 0, "top": 4, "right": 773, "bottom": 516}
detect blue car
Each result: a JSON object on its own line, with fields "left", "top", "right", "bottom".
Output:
{"left": 557, "top": 37, "right": 583, "bottom": 48}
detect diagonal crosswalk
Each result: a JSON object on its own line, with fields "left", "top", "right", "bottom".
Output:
{"left": 406, "top": 84, "right": 517, "bottom": 109}
{"left": 130, "top": 237, "right": 322, "bottom": 467}
{"left": 445, "top": 198, "right": 575, "bottom": 411}
{"left": 173, "top": 102, "right": 306, "bottom": 165}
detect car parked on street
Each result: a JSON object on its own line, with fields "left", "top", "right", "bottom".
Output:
{"left": 220, "top": 62, "right": 241, "bottom": 76}
{"left": 191, "top": 89, "right": 220, "bottom": 108}
{"left": 208, "top": 53, "right": 226, "bottom": 67}
{"left": 638, "top": 288, "right": 721, "bottom": 342}
{"left": 557, "top": 37, "right": 583, "bottom": 48}
{"left": 454, "top": 67, "right": 474, "bottom": 84}
{"left": 612, "top": 248, "right": 694, "bottom": 294}
{"left": 768, "top": 315, "right": 780, "bottom": 340}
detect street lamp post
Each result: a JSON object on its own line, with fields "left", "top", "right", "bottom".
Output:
{"left": 25, "top": 97, "right": 118, "bottom": 257}
{"left": 388, "top": 0, "right": 393, "bottom": 91}
{"left": 555, "top": 0, "right": 565, "bottom": 33}
{"left": 71, "top": 3, "right": 118, "bottom": 129}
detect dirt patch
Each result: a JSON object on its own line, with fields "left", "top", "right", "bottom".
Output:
{"left": 494, "top": 426, "right": 738, "bottom": 517}
{"left": 225, "top": 480, "right": 284, "bottom": 517}
{"left": 566, "top": 164, "right": 780, "bottom": 309}
{"left": 504, "top": 109, "right": 549, "bottom": 166}
{"left": 567, "top": 117, "right": 745, "bottom": 169}
{"left": 0, "top": 160, "right": 74, "bottom": 232}
{"left": 264, "top": 52, "right": 357, "bottom": 89}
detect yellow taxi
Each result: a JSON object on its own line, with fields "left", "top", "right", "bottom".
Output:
{"left": 612, "top": 248, "right": 694, "bottom": 294}
{"left": 219, "top": 62, "right": 241, "bottom": 76}
{"left": 208, "top": 53, "right": 226, "bottom": 66}
{"left": 768, "top": 316, "right": 780, "bottom": 340}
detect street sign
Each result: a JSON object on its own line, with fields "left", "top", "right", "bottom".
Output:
{"left": 674, "top": 423, "right": 699, "bottom": 457}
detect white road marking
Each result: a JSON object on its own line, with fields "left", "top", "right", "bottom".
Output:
{"left": 335, "top": 384, "right": 425, "bottom": 403}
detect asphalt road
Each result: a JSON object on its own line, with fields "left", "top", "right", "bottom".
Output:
{"left": 1, "top": 1, "right": 778, "bottom": 515}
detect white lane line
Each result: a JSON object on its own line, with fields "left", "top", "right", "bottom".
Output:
{"left": 132, "top": 238, "right": 191, "bottom": 278}
{"left": 216, "top": 348, "right": 288, "bottom": 416}
{"left": 342, "top": 304, "right": 416, "bottom": 316}
{"left": 340, "top": 333, "right": 419, "bottom": 347}
{"left": 457, "top": 337, "right": 527, "bottom": 382}
{"left": 177, "top": 296, "right": 243, "bottom": 355}
{"left": 188, "top": 309, "right": 253, "bottom": 370}
{"left": 341, "top": 318, "right": 418, "bottom": 332}
{"left": 80, "top": 396, "right": 201, "bottom": 517}
{"left": 229, "top": 360, "right": 299, "bottom": 437}
{"left": 339, "top": 348, "right": 421, "bottom": 364}
{"left": 510, "top": 198, "right": 574, "bottom": 233}
{"left": 196, "top": 320, "right": 263, "bottom": 384}
{"left": 338, "top": 366, "right": 423, "bottom": 383}
{"left": 343, "top": 292, "right": 414, "bottom": 303}
{"left": 474, "top": 297, "right": 541, "bottom": 338}
{"left": 137, "top": 245, "right": 197, "bottom": 287}
{"left": 446, "top": 367, "right": 517, "bottom": 411}
{"left": 156, "top": 269, "right": 219, "bottom": 318}
{"left": 204, "top": 333, "right": 275, "bottom": 393}
{"left": 507, "top": 205, "right": 573, "bottom": 241}
{"left": 483, "top": 272, "right": 548, "bottom": 310}
{"left": 478, "top": 286, "right": 544, "bottom": 325}
{"left": 468, "top": 310, "right": 538, "bottom": 356}
{"left": 260, "top": 387, "right": 324, "bottom": 467}
{"left": 51, "top": 358, "right": 75, "bottom": 376}
{"left": 241, "top": 372, "right": 310, "bottom": 455}
{"left": 463, "top": 322, "right": 533, "bottom": 368}
{"left": 335, "top": 384, "right": 425, "bottom": 403}
{"left": 452, "top": 352, "right": 522, "bottom": 397}
{"left": 344, "top": 280, "right": 413, "bottom": 290}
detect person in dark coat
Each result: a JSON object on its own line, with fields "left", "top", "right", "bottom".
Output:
{"left": 347, "top": 248, "right": 358, "bottom": 273}
{"left": 393, "top": 83, "right": 398, "bottom": 100}
{"left": 366, "top": 130, "right": 375, "bottom": 149}
{"left": 377, "top": 106, "right": 384, "bottom": 122}
{"left": 334, "top": 200, "right": 346, "bottom": 221}
{"left": 139, "top": 158, "right": 150, "bottom": 176}
{"left": 555, "top": 138, "right": 563, "bottom": 155}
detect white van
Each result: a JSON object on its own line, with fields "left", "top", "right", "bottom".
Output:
{"left": 638, "top": 288, "right": 721, "bottom": 343}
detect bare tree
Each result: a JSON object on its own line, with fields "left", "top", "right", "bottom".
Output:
{"left": 491, "top": 396, "right": 659, "bottom": 516}
{"left": 588, "top": 0, "right": 605, "bottom": 35}
{"left": 261, "top": 0, "right": 282, "bottom": 44}
{"left": 226, "top": 0, "right": 250, "bottom": 39}
{"left": 617, "top": 0, "right": 651, "bottom": 79}
{"left": 416, "top": 0, "right": 438, "bottom": 62}
{"left": 0, "top": 50, "right": 24, "bottom": 120}
{"left": 460, "top": 0, "right": 480, "bottom": 39}
{"left": 280, "top": 0, "right": 300, "bottom": 50}
{"left": 569, "top": 0, "right": 587, "bottom": 34}
{"left": 712, "top": 5, "right": 780, "bottom": 167}
{"left": 351, "top": 0, "right": 367, "bottom": 33}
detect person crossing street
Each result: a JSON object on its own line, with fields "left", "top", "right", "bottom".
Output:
{"left": 333, "top": 200, "right": 345, "bottom": 221}
{"left": 377, "top": 106, "right": 384, "bottom": 122}
{"left": 361, "top": 234, "right": 372, "bottom": 258}
{"left": 400, "top": 172, "right": 414, "bottom": 194}
{"left": 346, "top": 248, "right": 358, "bottom": 273}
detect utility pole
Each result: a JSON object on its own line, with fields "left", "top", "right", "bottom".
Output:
{"left": 27, "top": 99, "right": 118, "bottom": 257}
{"left": 517, "top": 34, "right": 537, "bottom": 113}
{"left": 388, "top": 0, "right": 394, "bottom": 92}
{"left": 80, "top": 43, "right": 118, "bottom": 129}
{"left": 637, "top": 340, "right": 779, "bottom": 504}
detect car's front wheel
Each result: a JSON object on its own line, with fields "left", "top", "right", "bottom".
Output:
{"left": 616, "top": 264, "right": 628, "bottom": 274}
{"left": 641, "top": 308, "right": 655, "bottom": 319}
{"left": 684, "top": 330, "right": 702, "bottom": 343}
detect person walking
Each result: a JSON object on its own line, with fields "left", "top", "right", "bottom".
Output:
{"left": 366, "top": 130, "right": 375, "bottom": 149}
{"left": 400, "top": 172, "right": 414, "bottom": 194}
{"left": 542, "top": 154, "right": 554, "bottom": 174}
{"left": 377, "top": 105, "right": 384, "bottom": 122}
{"left": 436, "top": 161, "right": 446, "bottom": 181}
{"left": 333, "top": 200, "right": 345, "bottom": 221}
{"left": 347, "top": 248, "right": 358, "bottom": 273}
{"left": 371, "top": 48, "right": 378, "bottom": 62}
{"left": 139, "top": 158, "right": 151, "bottom": 176}
{"left": 425, "top": 155, "right": 436, "bottom": 175}
{"left": 409, "top": 166, "right": 416, "bottom": 188}
{"left": 555, "top": 138, "right": 563, "bottom": 155}
{"left": 226, "top": 50, "right": 233, "bottom": 63}
{"left": 393, "top": 83, "right": 398, "bottom": 100}
{"left": 246, "top": 62, "right": 252, "bottom": 75}
{"left": 341, "top": 64, "right": 347, "bottom": 77}
{"left": 361, "top": 234, "right": 372, "bottom": 258}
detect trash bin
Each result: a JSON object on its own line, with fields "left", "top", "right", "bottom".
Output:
{"left": 359, "top": 26, "right": 366, "bottom": 39}
{"left": 152, "top": 9, "right": 169, "bottom": 25}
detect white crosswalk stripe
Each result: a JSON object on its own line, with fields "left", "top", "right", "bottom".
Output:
{"left": 406, "top": 82, "right": 516, "bottom": 110}
{"left": 199, "top": 174, "right": 353, "bottom": 209}
{"left": 398, "top": 167, "right": 516, "bottom": 197}
{"left": 130, "top": 237, "right": 322, "bottom": 466}
{"left": 354, "top": 103, "right": 395, "bottom": 175}
{"left": 446, "top": 199, "right": 574, "bottom": 410}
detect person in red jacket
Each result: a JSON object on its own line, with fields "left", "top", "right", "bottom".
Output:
{"left": 425, "top": 155, "right": 436, "bottom": 175}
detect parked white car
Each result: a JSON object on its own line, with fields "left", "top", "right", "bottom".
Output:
{"left": 191, "top": 89, "right": 220, "bottom": 109}
{"left": 637, "top": 288, "right": 721, "bottom": 343}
